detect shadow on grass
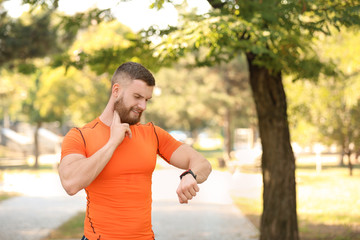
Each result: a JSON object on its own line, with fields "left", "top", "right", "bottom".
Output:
{"left": 299, "top": 220, "right": 360, "bottom": 240}
{"left": 237, "top": 212, "right": 360, "bottom": 240}
{"left": 296, "top": 164, "right": 360, "bottom": 171}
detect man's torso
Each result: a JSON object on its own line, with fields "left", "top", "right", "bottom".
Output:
{"left": 61, "top": 118, "right": 181, "bottom": 239}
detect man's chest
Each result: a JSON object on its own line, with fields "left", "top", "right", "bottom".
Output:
{"left": 84, "top": 128, "right": 158, "bottom": 178}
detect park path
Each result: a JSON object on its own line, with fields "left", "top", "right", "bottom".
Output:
{"left": 152, "top": 166, "right": 260, "bottom": 240}
{"left": 0, "top": 171, "right": 86, "bottom": 240}
{"left": 0, "top": 163, "right": 261, "bottom": 240}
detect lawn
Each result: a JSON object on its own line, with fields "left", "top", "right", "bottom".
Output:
{"left": 234, "top": 164, "right": 360, "bottom": 240}
{"left": 0, "top": 192, "right": 19, "bottom": 202}
{"left": 46, "top": 212, "right": 85, "bottom": 239}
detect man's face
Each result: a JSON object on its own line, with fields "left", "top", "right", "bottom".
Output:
{"left": 114, "top": 80, "right": 154, "bottom": 125}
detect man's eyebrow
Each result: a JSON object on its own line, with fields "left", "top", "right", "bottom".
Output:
{"left": 134, "top": 93, "right": 152, "bottom": 100}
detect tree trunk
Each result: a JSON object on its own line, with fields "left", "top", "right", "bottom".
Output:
{"left": 339, "top": 143, "right": 345, "bottom": 166}
{"left": 223, "top": 108, "right": 232, "bottom": 164}
{"left": 345, "top": 142, "right": 353, "bottom": 176}
{"left": 222, "top": 72, "right": 234, "bottom": 165}
{"left": 347, "top": 152, "right": 353, "bottom": 176}
{"left": 246, "top": 53, "right": 299, "bottom": 240}
{"left": 34, "top": 121, "right": 41, "bottom": 169}
{"left": 344, "top": 135, "right": 354, "bottom": 176}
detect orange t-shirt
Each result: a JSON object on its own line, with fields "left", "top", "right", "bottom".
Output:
{"left": 61, "top": 118, "right": 182, "bottom": 240}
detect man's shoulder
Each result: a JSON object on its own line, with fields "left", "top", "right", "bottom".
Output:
{"left": 137, "top": 122, "right": 176, "bottom": 141}
{"left": 135, "top": 122, "right": 166, "bottom": 132}
{"left": 81, "top": 118, "right": 102, "bottom": 130}
{"left": 133, "top": 122, "right": 155, "bottom": 134}
{"left": 66, "top": 118, "right": 103, "bottom": 137}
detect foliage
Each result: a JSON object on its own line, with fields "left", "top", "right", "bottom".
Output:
{"left": 52, "top": 20, "right": 159, "bottom": 75}
{"left": 0, "top": 2, "right": 114, "bottom": 126}
{"left": 285, "top": 77, "right": 319, "bottom": 147}
{"left": 0, "top": 3, "right": 127, "bottom": 127}
{"left": 54, "top": 20, "right": 160, "bottom": 126}
{"left": 0, "top": 10, "right": 57, "bottom": 72}
{"left": 0, "top": 0, "right": 256, "bottom": 133}
{"left": 0, "top": 69, "right": 29, "bottom": 123}
{"left": 0, "top": 5, "right": 112, "bottom": 70}
{"left": 147, "top": 55, "right": 254, "bottom": 135}
{"left": 147, "top": 0, "right": 359, "bottom": 80}
{"left": 286, "top": 28, "right": 360, "bottom": 152}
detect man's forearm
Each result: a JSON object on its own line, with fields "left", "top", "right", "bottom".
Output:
{"left": 59, "top": 141, "right": 117, "bottom": 195}
{"left": 189, "top": 156, "right": 212, "bottom": 184}
{"left": 78, "top": 141, "right": 118, "bottom": 187}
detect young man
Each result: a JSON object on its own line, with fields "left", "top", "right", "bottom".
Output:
{"left": 59, "top": 62, "right": 212, "bottom": 240}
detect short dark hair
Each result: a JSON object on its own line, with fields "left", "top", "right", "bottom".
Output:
{"left": 111, "top": 62, "right": 155, "bottom": 87}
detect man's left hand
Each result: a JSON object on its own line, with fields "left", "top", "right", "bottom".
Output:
{"left": 176, "top": 174, "right": 200, "bottom": 204}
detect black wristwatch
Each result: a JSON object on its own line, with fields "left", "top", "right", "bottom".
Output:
{"left": 180, "top": 169, "right": 197, "bottom": 180}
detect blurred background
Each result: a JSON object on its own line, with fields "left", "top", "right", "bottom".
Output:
{"left": 0, "top": 0, "right": 360, "bottom": 240}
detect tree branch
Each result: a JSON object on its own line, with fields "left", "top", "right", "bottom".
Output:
{"left": 207, "top": 0, "right": 226, "bottom": 9}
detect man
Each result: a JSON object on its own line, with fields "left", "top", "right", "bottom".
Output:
{"left": 59, "top": 62, "right": 212, "bottom": 240}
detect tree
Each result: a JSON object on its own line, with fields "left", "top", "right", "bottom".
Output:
{"left": 146, "top": 61, "right": 214, "bottom": 133}
{"left": 212, "top": 56, "right": 255, "bottom": 163}
{"left": 146, "top": 55, "right": 254, "bottom": 160}
{"left": 286, "top": 28, "right": 360, "bottom": 175}
{"left": 145, "top": 1, "right": 360, "bottom": 239}
{"left": 314, "top": 28, "right": 360, "bottom": 174}
{"left": 0, "top": 9, "right": 60, "bottom": 167}
{"left": 0, "top": 4, "right": 112, "bottom": 167}
{"left": 284, "top": 75, "right": 320, "bottom": 151}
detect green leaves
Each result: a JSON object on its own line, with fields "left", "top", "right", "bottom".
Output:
{"left": 22, "top": 0, "right": 59, "bottom": 10}
{"left": 50, "top": 21, "right": 159, "bottom": 75}
{"left": 56, "top": 8, "right": 114, "bottom": 46}
{"left": 0, "top": 11, "right": 57, "bottom": 67}
{"left": 149, "top": 0, "right": 360, "bottom": 82}
{"left": 286, "top": 28, "right": 360, "bottom": 148}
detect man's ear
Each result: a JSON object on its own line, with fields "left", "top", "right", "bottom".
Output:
{"left": 112, "top": 83, "right": 121, "bottom": 98}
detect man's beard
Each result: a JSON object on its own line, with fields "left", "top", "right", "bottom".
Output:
{"left": 114, "top": 98, "right": 142, "bottom": 125}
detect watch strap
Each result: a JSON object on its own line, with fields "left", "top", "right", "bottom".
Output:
{"left": 180, "top": 169, "right": 197, "bottom": 180}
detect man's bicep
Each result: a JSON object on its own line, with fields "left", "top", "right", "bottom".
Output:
{"left": 60, "top": 153, "right": 86, "bottom": 168}
{"left": 169, "top": 144, "right": 193, "bottom": 169}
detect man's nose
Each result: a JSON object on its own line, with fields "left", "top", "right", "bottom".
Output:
{"left": 138, "top": 100, "right": 146, "bottom": 111}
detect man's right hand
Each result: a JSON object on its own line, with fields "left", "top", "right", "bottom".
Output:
{"left": 109, "top": 111, "right": 132, "bottom": 147}
{"left": 59, "top": 111, "right": 132, "bottom": 196}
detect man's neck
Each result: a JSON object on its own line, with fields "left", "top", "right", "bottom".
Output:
{"left": 99, "top": 101, "right": 114, "bottom": 127}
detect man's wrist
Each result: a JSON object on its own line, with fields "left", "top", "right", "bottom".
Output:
{"left": 180, "top": 169, "right": 197, "bottom": 180}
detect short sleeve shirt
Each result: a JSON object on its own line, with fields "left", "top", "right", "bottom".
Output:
{"left": 61, "top": 118, "right": 182, "bottom": 240}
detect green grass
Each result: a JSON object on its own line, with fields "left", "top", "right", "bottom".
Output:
{"left": 233, "top": 164, "right": 360, "bottom": 240}
{"left": 0, "top": 192, "right": 19, "bottom": 202}
{"left": 46, "top": 212, "right": 85, "bottom": 239}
